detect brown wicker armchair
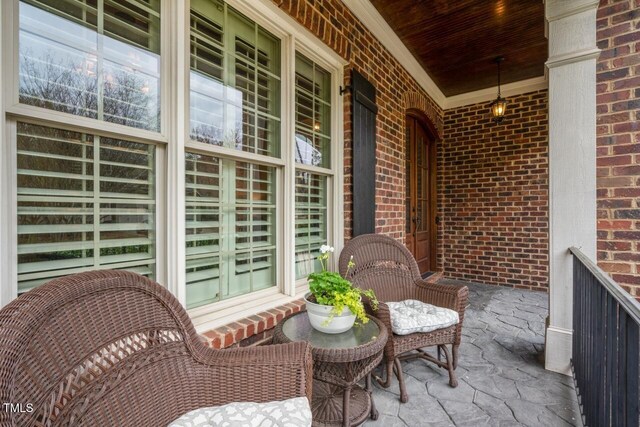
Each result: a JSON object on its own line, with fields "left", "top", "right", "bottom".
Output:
{"left": 0, "top": 271, "right": 312, "bottom": 427}
{"left": 339, "top": 234, "right": 468, "bottom": 403}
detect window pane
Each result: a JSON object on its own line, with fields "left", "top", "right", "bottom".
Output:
{"left": 19, "top": 0, "right": 161, "bottom": 131}
{"left": 295, "top": 53, "right": 331, "bottom": 167}
{"left": 186, "top": 152, "right": 276, "bottom": 309}
{"left": 189, "top": 1, "right": 281, "bottom": 157}
{"left": 295, "top": 171, "right": 327, "bottom": 279}
{"left": 17, "top": 123, "right": 156, "bottom": 293}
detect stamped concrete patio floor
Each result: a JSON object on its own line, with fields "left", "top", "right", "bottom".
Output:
{"left": 363, "top": 281, "right": 582, "bottom": 427}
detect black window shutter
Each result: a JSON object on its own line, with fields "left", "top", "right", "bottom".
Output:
{"left": 351, "top": 69, "right": 378, "bottom": 237}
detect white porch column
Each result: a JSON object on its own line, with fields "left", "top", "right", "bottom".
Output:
{"left": 545, "top": 0, "right": 599, "bottom": 375}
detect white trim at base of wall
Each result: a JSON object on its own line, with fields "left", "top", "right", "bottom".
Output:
{"left": 545, "top": 326, "right": 573, "bottom": 376}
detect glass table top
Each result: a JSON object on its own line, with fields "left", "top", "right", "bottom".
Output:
{"left": 281, "top": 312, "right": 381, "bottom": 349}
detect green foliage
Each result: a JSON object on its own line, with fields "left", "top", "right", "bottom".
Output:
{"left": 307, "top": 249, "right": 378, "bottom": 325}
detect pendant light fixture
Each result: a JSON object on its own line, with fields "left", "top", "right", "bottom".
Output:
{"left": 490, "top": 56, "right": 507, "bottom": 123}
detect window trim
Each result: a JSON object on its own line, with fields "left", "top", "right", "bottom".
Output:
{"left": 185, "top": 0, "right": 346, "bottom": 331}
{"left": 181, "top": 0, "right": 290, "bottom": 314}
{"left": 6, "top": 0, "right": 170, "bottom": 142}
{"left": 1, "top": 0, "right": 171, "bottom": 304}
{"left": 0, "top": 0, "right": 346, "bottom": 331}
{"left": 1, "top": 0, "right": 18, "bottom": 307}
{"left": 5, "top": 116, "right": 167, "bottom": 294}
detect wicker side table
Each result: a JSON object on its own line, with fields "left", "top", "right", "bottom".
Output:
{"left": 273, "top": 312, "right": 387, "bottom": 427}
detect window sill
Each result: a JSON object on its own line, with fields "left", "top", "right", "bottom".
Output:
{"left": 199, "top": 297, "right": 307, "bottom": 349}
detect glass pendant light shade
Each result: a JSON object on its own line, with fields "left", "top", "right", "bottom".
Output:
{"left": 490, "top": 56, "right": 507, "bottom": 123}
{"left": 490, "top": 96, "right": 507, "bottom": 123}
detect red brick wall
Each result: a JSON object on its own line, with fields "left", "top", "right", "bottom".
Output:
{"left": 202, "top": 299, "right": 306, "bottom": 349}
{"left": 442, "top": 90, "right": 549, "bottom": 290}
{"left": 271, "top": 0, "right": 444, "bottom": 242}
{"left": 596, "top": 0, "right": 640, "bottom": 297}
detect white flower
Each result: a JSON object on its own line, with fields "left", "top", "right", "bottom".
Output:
{"left": 347, "top": 255, "right": 355, "bottom": 269}
{"left": 319, "top": 244, "right": 335, "bottom": 254}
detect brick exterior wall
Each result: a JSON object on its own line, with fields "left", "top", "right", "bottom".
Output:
{"left": 442, "top": 90, "right": 549, "bottom": 290}
{"left": 271, "top": 0, "right": 444, "bottom": 241}
{"left": 596, "top": 0, "right": 640, "bottom": 297}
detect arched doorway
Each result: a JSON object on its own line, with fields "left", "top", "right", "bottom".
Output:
{"left": 405, "top": 111, "right": 438, "bottom": 274}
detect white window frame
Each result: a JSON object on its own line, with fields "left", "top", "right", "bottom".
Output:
{"left": 182, "top": 0, "right": 346, "bottom": 331}
{"left": 0, "top": 0, "right": 346, "bottom": 332}
{"left": 0, "top": 0, "right": 171, "bottom": 306}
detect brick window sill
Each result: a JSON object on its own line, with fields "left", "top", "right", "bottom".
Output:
{"left": 200, "top": 298, "right": 307, "bottom": 349}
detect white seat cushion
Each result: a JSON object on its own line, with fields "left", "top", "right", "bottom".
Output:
{"left": 168, "top": 397, "right": 312, "bottom": 427}
{"left": 387, "top": 299, "right": 459, "bottom": 335}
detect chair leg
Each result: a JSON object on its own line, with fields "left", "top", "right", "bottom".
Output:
{"left": 366, "top": 373, "right": 379, "bottom": 420}
{"left": 440, "top": 345, "right": 458, "bottom": 388}
{"left": 452, "top": 344, "right": 459, "bottom": 369}
{"left": 374, "top": 359, "right": 394, "bottom": 389}
{"left": 394, "top": 358, "right": 409, "bottom": 403}
{"left": 342, "top": 385, "right": 351, "bottom": 427}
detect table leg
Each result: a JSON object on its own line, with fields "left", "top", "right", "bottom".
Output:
{"left": 366, "top": 373, "right": 378, "bottom": 420}
{"left": 342, "top": 385, "right": 351, "bottom": 427}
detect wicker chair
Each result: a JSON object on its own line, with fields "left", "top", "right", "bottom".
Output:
{"left": 339, "top": 234, "right": 468, "bottom": 403}
{"left": 0, "top": 270, "right": 312, "bottom": 427}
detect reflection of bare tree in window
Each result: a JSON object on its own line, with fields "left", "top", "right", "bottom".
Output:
{"left": 189, "top": 124, "right": 244, "bottom": 149}
{"left": 191, "top": 123, "right": 223, "bottom": 145}
{"left": 104, "top": 70, "right": 157, "bottom": 129}
{"left": 19, "top": 51, "right": 157, "bottom": 130}
{"left": 20, "top": 51, "right": 98, "bottom": 118}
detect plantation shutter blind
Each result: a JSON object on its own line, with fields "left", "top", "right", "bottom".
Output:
{"left": 22, "top": 0, "right": 160, "bottom": 49}
{"left": 232, "top": 162, "right": 276, "bottom": 295}
{"left": 186, "top": 1, "right": 280, "bottom": 309}
{"left": 185, "top": 155, "right": 276, "bottom": 309}
{"left": 190, "top": 0, "right": 225, "bottom": 145}
{"left": 17, "top": 123, "right": 156, "bottom": 293}
{"left": 189, "top": 0, "right": 280, "bottom": 156}
{"left": 185, "top": 153, "right": 222, "bottom": 309}
{"left": 293, "top": 53, "right": 331, "bottom": 278}
{"left": 294, "top": 173, "right": 327, "bottom": 279}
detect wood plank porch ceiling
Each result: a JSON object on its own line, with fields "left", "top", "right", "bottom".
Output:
{"left": 370, "top": 0, "right": 548, "bottom": 96}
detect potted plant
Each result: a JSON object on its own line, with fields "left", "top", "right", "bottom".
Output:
{"left": 304, "top": 244, "right": 378, "bottom": 334}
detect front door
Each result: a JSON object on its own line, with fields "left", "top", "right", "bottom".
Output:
{"left": 405, "top": 115, "right": 437, "bottom": 274}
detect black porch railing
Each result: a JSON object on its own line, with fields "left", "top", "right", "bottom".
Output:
{"left": 570, "top": 247, "right": 640, "bottom": 427}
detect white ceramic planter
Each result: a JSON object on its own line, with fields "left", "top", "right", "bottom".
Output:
{"left": 304, "top": 293, "right": 356, "bottom": 334}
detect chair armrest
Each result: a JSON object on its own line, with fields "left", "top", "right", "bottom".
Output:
{"left": 414, "top": 280, "right": 469, "bottom": 317}
{"left": 366, "top": 300, "right": 391, "bottom": 326}
{"left": 194, "top": 342, "right": 313, "bottom": 403}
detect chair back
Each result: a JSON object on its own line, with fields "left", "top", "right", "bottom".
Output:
{"left": 0, "top": 270, "right": 215, "bottom": 427}
{"left": 339, "top": 234, "right": 422, "bottom": 302}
